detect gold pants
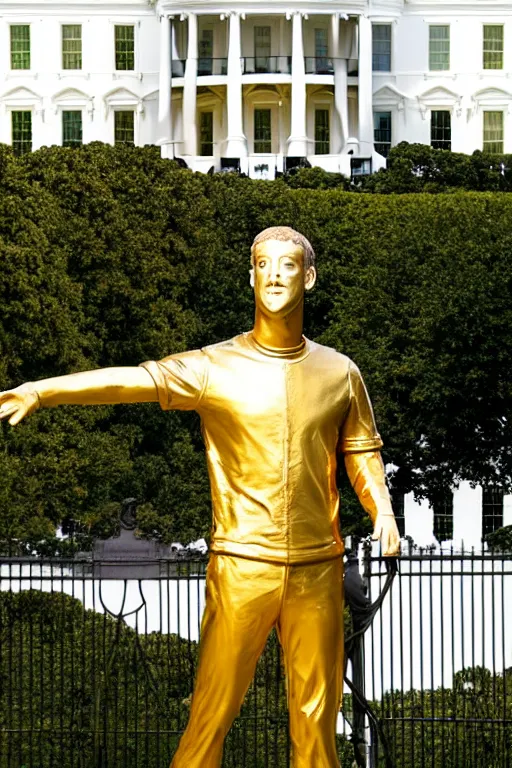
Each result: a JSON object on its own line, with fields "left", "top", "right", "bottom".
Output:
{"left": 170, "top": 554, "right": 344, "bottom": 768}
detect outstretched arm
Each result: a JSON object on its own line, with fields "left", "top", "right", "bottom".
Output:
{"left": 0, "top": 367, "right": 158, "bottom": 426}
{"left": 344, "top": 450, "right": 400, "bottom": 556}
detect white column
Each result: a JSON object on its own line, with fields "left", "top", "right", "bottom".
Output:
{"left": 225, "top": 11, "right": 247, "bottom": 157}
{"left": 331, "top": 14, "right": 348, "bottom": 154}
{"left": 287, "top": 12, "right": 307, "bottom": 157}
{"left": 183, "top": 13, "right": 198, "bottom": 156}
{"left": 158, "top": 14, "right": 173, "bottom": 158}
{"left": 358, "top": 15, "right": 374, "bottom": 156}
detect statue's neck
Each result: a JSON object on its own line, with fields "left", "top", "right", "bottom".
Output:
{"left": 252, "top": 305, "right": 304, "bottom": 352}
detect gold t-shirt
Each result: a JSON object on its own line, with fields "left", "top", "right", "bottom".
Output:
{"left": 141, "top": 332, "right": 382, "bottom": 564}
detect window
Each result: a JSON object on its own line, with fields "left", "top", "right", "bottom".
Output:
{"left": 391, "top": 490, "right": 405, "bottom": 538}
{"left": 351, "top": 157, "right": 372, "bottom": 178}
{"left": 200, "top": 111, "right": 213, "bottom": 156}
{"left": 254, "top": 26, "right": 271, "bottom": 73}
{"left": 10, "top": 25, "right": 30, "bottom": 70}
{"left": 433, "top": 491, "right": 454, "bottom": 542}
{"left": 431, "top": 110, "right": 451, "bottom": 150}
{"left": 429, "top": 25, "right": 450, "bottom": 71}
{"left": 254, "top": 108, "right": 271, "bottom": 153}
{"left": 198, "top": 29, "right": 214, "bottom": 75}
{"left": 62, "top": 111, "right": 83, "bottom": 147}
{"left": 114, "top": 111, "right": 135, "bottom": 145}
{"left": 11, "top": 111, "right": 32, "bottom": 156}
{"left": 482, "top": 487, "right": 504, "bottom": 538}
{"left": 483, "top": 25, "right": 504, "bottom": 70}
{"left": 372, "top": 24, "right": 391, "bottom": 72}
{"left": 374, "top": 111, "right": 392, "bottom": 157}
{"left": 483, "top": 111, "right": 504, "bottom": 154}
{"left": 115, "top": 25, "right": 135, "bottom": 70}
{"left": 314, "top": 109, "right": 330, "bottom": 154}
{"left": 62, "top": 25, "right": 82, "bottom": 70}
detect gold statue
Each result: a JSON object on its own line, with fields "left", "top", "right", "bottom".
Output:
{"left": 0, "top": 227, "right": 399, "bottom": 767}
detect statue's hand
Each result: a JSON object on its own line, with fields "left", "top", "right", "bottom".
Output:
{"left": 373, "top": 514, "right": 401, "bottom": 557}
{"left": 0, "top": 384, "right": 40, "bottom": 426}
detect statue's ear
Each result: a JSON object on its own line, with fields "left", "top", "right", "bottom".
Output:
{"left": 305, "top": 265, "right": 317, "bottom": 292}
{"left": 249, "top": 268, "right": 255, "bottom": 288}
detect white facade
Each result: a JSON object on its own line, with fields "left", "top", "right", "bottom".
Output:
{"left": 0, "top": 0, "right": 511, "bottom": 177}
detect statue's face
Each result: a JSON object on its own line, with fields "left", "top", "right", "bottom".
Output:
{"left": 250, "top": 239, "right": 316, "bottom": 318}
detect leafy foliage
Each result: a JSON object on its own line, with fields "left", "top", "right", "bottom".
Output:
{"left": 1, "top": 143, "right": 512, "bottom": 547}
{"left": 0, "top": 587, "right": 355, "bottom": 767}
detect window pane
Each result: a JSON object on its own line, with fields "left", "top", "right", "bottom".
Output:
{"left": 315, "top": 28, "right": 328, "bottom": 57}
{"left": 115, "top": 25, "right": 135, "bottom": 70}
{"left": 198, "top": 30, "right": 214, "bottom": 74}
{"left": 372, "top": 24, "right": 391, "bottom": 71}
{"left": 314, "top": 109, "right": 330, "bottom": 154}
{"left": 431, "top": 110, "right": 451, "bottom": 150}
{"left": 10, "top": 25, "right": 30, "bottom": 70}
{"left": 483, "top": 111, "right": 504, "bottom": 153}
{"left": 374, "top": 111, "right": 391, "bottom": 157}
{"left": 433, "top": 491, "right": 454, "bottom": 542}
{"left": 114, "top": 111, "right": 135, "bottom": 145}
{"left": 429, "top": 25, "right": 450, "bottom": 71}
{"left": 12, "top": 111, "right": 32, "bottom": 156}
{"left": 482, "top": 487, "right": 504, "bottom": 538}
{"left": 483, "top": 25, "right": 503, "bottom": 69}
{"left": 254, "top": 26, "right": 271, "bottom": 73}
{"left": 199, "top": 111, "right": 213, "bottom": 155}
{"left": 62, "top": 111, "right": 83, "bottom": 147}
{"left": 254, "top": 108, "right": 271, "bottom": 153}
{"left": 62, "top": 24, "right": 82, "bottom": 70}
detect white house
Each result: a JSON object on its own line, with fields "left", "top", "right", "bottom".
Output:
{"left": 1, "top": 0, "right": 511, "bottom": 178}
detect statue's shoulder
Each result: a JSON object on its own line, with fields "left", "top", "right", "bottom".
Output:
{"left": 306, "top": 339, "right": 352, "bottom": 373}
{"left": 201, "top": 334, "right": 246, "bottom": 358}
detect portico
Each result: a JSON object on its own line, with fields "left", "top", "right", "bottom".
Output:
{"left": 155, "top": 3, "right": 385, "bottom": 177}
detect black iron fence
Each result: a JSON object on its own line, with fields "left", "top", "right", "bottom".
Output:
{"left": 0, "top": 545, "right": 511, "bottom": 767}
{"left": 365, "top": 544, "right": 512, "bottom": 767}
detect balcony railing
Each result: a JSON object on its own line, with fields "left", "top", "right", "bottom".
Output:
{"left": 171, "top": 59, "right": 186, "bottom": 77}
{"left": 304, "top": 57, "right": 360, "bottom": 76}
{"left": 198, "top": 57, "right": 228, "bottom": 76}
{"left": 305, "top": 56, "right": 335, "bottom": 75}
{"left": 242, "top": 56, "right": 291, "bottom": 75}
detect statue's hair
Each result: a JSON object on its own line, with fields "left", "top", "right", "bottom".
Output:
{"left": 251, "top": 226, "right": 316, "bottom": 270}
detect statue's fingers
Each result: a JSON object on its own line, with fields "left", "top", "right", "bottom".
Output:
{"left": 8, "top": 409, "right": 25, "bottom": 426}
{"left": 0, "top": 404, "right": 17, "bottom": 421}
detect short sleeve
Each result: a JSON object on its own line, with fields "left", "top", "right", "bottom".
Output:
{"left": 339, "top": 361, "right": 383, "bottom": 454}
{"left": 140, "top": 349, "right": 209, "bottom": 411}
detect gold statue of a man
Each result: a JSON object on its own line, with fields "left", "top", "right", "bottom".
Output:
{"left": 0, "top": 226, "right": 399, "bottom": 767}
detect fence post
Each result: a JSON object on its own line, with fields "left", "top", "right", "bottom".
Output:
{"left": 349, "top": 540, "right": 370, "bottom": 767}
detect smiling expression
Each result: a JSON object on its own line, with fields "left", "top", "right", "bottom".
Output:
{"left": 250, "top": 239, "right": 316, "bottom": 318}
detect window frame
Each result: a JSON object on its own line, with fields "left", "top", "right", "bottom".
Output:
{"left": 114, "top": 109, "right": 136, "bottom": 145}
{"left": 114, "top": 24, "right": 136, "bottom": 72}
{"left": 11, "top": 110, "right": 32, "bottom": 156}
{"left": 199, "top": 110, "right": 214, "bottom": 156}
{"left": 482, "top": 487, "right": 504, "bottom": 538}
{"left": 373, "top": 110, "right": 392, "bottom": 158}
{"left": 430, "top": 109, "right": 452, "bottom": 151}
{"left": 432, "top": 491, "right": 454, "bottom": 543}
{"left": 483, "top": 110, "right": 504, "bottom": 154}
{"left": 10, "top": 24, "right": 31, "bottom": 71}
{"left": 254, "top": 107, "right": 272, "bottom": 153}
{"left": 62, "top": 24, "right": 83, "bottom": 71}
{"left": 429, "top": 24, "right": 450, "bottom": 72}
{"left": 314, "top": 108, "right": 330, "bottom": 155}
{"left": 62, "top": 110, "right": 83, "bottom": 147}
{"left": 483, "top": 24, "right": 504, "bottom": 71}
{"left": 372, "top": 23, "right": 392, "bottom": 72}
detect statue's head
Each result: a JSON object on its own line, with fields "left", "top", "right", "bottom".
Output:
{"left": 249, "top": 226, "right": 317, "bottom": 319}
